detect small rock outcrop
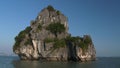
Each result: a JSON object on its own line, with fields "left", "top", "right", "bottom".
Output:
{"left": 13, "top": 5, "right": 96, "bottom": 62}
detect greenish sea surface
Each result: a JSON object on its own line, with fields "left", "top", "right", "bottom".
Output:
{"left": 0, "top": 56, "right": 120, "bottom": 68}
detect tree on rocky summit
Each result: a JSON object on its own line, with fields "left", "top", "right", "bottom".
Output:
{"left": 46, "top": 22, "right": 65, "bottom": 37}
{"left": 47, "top": 5, "right": 55, "bottom": 11}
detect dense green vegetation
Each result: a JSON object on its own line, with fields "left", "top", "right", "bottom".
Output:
{"left": 24, "top": 38, "right": 33, "bottom": 45}
{"left": 84, "top": 36, "right": 92, "bottom": 45}
{"left": 13, "top": 26, "right": 32, "bottom": 51}
{"left": 44, "top": 38, "right": 66, "bottom": 49}
{"left": 66, "top": 36, "right": 81, "bottom": 43}
{"left": 53, "top": 39, "right": 66, "bottom": 49}
{"left": 44, "top": 38, "right": 54, "bottom": 43}
{"left": 14, "top": 26, "right": 31, "bottom": 45}
{"left": 46, "top": 22, "right": 65, "bottom": 37}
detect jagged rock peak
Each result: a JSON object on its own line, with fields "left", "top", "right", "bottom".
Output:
{"left": 31, "top": 5, "right": 68, "bottom": 31}
{"left": 29, "top": 5, "right": 69, "bottom": 40}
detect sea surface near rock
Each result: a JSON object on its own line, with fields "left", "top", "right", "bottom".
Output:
{"left": 1, "top": 56, "right": 120, "bottom": 68}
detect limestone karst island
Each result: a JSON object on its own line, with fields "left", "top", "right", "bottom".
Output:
{"left": 13, "top": 5, "right": 96, "bottom": 62}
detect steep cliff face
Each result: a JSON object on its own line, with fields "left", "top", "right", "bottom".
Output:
{"left": 13, "top": 5, "right": 96, "bottom": 62}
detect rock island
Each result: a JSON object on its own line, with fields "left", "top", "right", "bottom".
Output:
{"left": 13, "top": 5, "right": 96, "bottom": 62}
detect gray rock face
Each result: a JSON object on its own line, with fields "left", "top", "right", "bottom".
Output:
{"left": 13, "top": 6, "right": 96, "bottom": 62}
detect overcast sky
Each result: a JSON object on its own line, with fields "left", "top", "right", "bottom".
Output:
{"left": 0, "top": 0, "right": 120, "bottom": 57}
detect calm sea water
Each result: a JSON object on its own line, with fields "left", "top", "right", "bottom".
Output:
{"left": 0, "top": 56, "right": 120, "bottom": 68}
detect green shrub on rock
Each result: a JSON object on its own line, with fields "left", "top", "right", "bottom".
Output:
{"left": 47, "top": 5, "right": 55, "bottom": 11}
{"left": 46, "top": 22, "right": 65, "bottom": 37}
{"left": 44, "top": 38, "right": 54, "bottom": 43}
{"left": 53, "top": 39, "right": 66, "bottom": 49}
{"left": 13, "top": 26, "right": 32, "bottom": 51}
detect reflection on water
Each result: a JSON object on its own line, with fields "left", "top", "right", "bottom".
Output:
{"left": 12, "top": 60, "right": 80, "bottom": 68}
{"left": 12, "top": 57, "right": 120, "bottom": 68}
{"left": 12, "top": 60, "right": 41, "bottom": 68}
{"left": 12, "top": 60, "right": 100, "bottom": 68}
{"left": 12, "top": 59, "right": 98, "bottom": 68}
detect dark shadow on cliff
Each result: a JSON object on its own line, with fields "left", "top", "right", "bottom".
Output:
{"left": 67, "top": 42, "right": 80, "bottom": 62}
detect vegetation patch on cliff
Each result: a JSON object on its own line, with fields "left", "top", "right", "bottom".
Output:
{"left": 44, "top": 35, "right": 92, "bottom": 50}
{"left": 13, "top": 26, "right": 32, "bottom": 51}
{"left": 53, "top": 39, "right": 66, "bottom": 49}
{"left": 46, "top": 22, "right": 65, "bottom": 37}
{"left": 65, "top": 35, "right": 92, "bottom": 51}
{"left": 44, "top": 38, "right": 54, "bottom": 43}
